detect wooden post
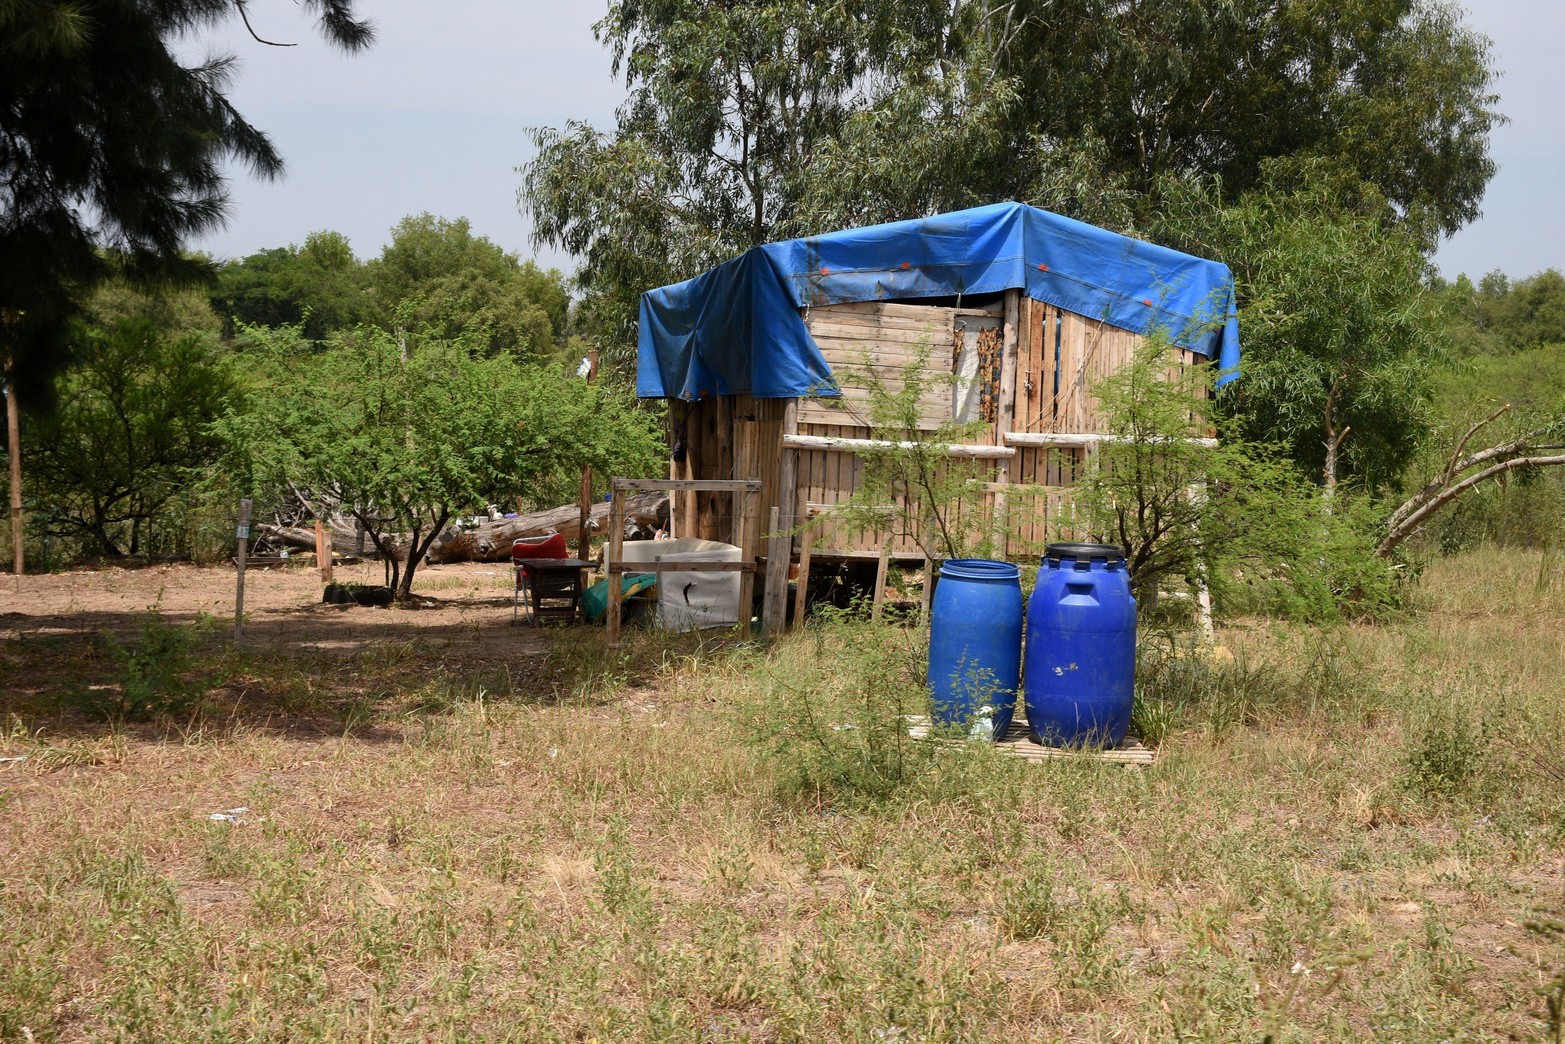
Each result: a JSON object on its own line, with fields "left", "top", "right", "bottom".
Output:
{"left": 762, "top": 505, "right": 786, "bottom": 634}
{"left": 606, "top": 481, "right": 626, "bottom": 647}
{"left": 871, "top": 538, "right": 892, "bottom": 623}
{"left": 667, "top": 459, "right": 678, "bottom": 539}
{"left": 735, "top": 487, "right": 758, "bottom": 633}
{"left": 577, "top": 351, "right": 600, "bottom": 562}
{"left": 234, "top": 498, "right": 252, "bottom": 641}
{"left": 5, "top": 352, "right": 22, "bottom": 575}
{"left": 921, "top": 554, "right": 936, "bottom": 622}
{"left": 989, "top": 289, "right": 1020, "bottom": 556}
{"left": 792, "top": 512, "right": 816, "bottom": 627}
{"left": 315, "top": 519, "right": 332, "bottom": 583}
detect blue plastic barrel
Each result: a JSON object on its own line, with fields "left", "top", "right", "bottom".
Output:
{"left": 928, "top": 559, "right": 1022, "bottom": 740}
{"left": 1023, "top": 543, "right": 1137, "bottom": 747}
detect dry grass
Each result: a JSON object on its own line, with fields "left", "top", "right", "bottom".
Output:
{"left": 1, "top": 551, "right": 1563, "bottom": 1041}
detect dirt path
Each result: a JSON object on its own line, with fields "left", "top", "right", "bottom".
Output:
{"left": 0, "top": 560, "right": 555, "bottom": 660}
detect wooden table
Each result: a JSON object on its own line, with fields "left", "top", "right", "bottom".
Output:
{"left": 515, "top": 558, "right": 592, "bottom": 625}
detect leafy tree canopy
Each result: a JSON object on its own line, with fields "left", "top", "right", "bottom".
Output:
{"left": 368, "top": 215, "right": 570, "bottom": 359}
{"left": 521, "top": 0, "right": 1500, "bottom": 364}
{"left": 211, "top": 230, "right": 372, "bottom": 342}
{"left": 1, "top": 0, "right": 372, "bottom": 397}
{"left": 26, "top": 314, "right": 238, "bottom": 558}
{"left": 225, "top": 325, "right": 662, "bottom": 599}
{"left": 1434, "top": 268, "right": 1565, "bottom": 355}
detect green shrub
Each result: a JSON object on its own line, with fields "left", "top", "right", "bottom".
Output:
{"left": 102, "top": 614, "right": 214, "bottom": 720}
{"left": 1402, "top": 709, "right": 1486, "bottom": 798}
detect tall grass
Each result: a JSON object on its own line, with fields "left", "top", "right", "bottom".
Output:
{"left": 1, "top": 550, "right": 1563, "bottom": 1039}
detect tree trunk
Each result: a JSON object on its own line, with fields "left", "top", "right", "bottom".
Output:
{"left": 425, "top": 492, "right": 669, "bottom": 563}
{"left": 257, "top": 522, "right": 398, "bottom": 560}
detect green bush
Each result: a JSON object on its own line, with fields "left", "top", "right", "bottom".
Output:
{"left": 102, "top": 614, "right": 215, "bottom": 720}
{"left": 747, "top": 610, "right": 940, "bottom": 808}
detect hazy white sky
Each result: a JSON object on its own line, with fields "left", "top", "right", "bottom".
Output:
{"left": 188, "top": 2, "right": 1562, "bottom": 282}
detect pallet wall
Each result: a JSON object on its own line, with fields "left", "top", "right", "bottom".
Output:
{"left": 672, "top": 295, "right": 1209, "bottom": 560}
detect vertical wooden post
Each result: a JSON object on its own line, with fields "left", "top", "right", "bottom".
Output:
{"left": 667, "top": 459, "right": 678, "bottom": 539}
{"left": 871, "top": 539, "right": 891, "bottom": 623}
{"left": 734, "top": 487, "right": 758, "bottom": 633}
{"left": 577, "top": 351, "right": 600, "bottom": 562}
{"left": 762, "top": 505, "right": 786, "bottom": 634}
{"left": 994, "top": 289, "right": 1021, "bottom": 557}
{"left": 921, "top": 554, "right": 936, "bottom": 622}
{"left": 315, "top": 519, "right": 332, "bottom": 583}
{"left": 606, "top": 480, "right": 626, "bottom": 648}
{"left": 234, "top": 498, "right": 252, "bottom": 641}
{"left": 792, "top": 512, "right": 815, "bottom": 627}
{"left": 5, "top": 352, "right": 22, "bottom": 575}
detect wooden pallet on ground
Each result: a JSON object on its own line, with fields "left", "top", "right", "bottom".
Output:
{"left": 905, "top": 714, "right": 1157, "bottom": 765}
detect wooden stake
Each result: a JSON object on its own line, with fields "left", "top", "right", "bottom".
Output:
{"left": 792, "top": 513, "right": 815, "bottom": 627}
{"left": 735, "top": 488, "right": 759, "bottom": 633}
{"left": 234, "top": 498, "right": 252, "bottom": 641}
{"left": 762, "top": 505, "right": 786, "bottom": 634}
{"left": 5, "top": 352, "right": 22, "bottom": 576}
{"left": 921, "top": 554, "right": 936, "bottom": 622}
{"left": 871, "top": 538, "right": 891, "bottom": 623}
{"left": 315, "top": 519, "right": 332, "bottom": 583}
{"left": 606, "top": 483, "right": 626, "bottom": 648}
{"left": 577, "top": 351, "right": 600, "bottom": 562}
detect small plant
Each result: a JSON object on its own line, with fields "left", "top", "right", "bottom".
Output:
{"left": 748, "top": 612, "right": 934, "bottom": 807}
{"left": 102, "top": 614, "right": 215, "bottom": 720}
{"left": 995, "top": 863, "right": 1060, "bottom": 940}
{"left": 1402, "top": 709, "right": 1486, "bottom": 798}
{"left": 1521, "top": 907, "right": 1565, "bottom": 1044}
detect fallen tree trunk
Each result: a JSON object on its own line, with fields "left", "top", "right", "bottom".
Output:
{"left": 426, "top": 492, "right": 669, "bottom": 563}
{"left": 256, "top": 522, "right": 389, "bottom": 560}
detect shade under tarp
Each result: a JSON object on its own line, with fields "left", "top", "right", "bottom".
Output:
{"left": 637, "top": 201, "right": 1240, "bottom": 401}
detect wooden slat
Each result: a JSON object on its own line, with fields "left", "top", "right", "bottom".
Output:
{"left": 612, "top": 477, "right": 761, "bottom": 493}
{"left": 808, "top": 322, "right": 953, "bottom": 347}
{"left": 783, "top": 434, "right": 1015, "bottom": 458}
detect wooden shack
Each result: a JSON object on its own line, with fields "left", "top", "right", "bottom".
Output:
{"left": 636, "top": 202, "right": 1240, "bottom": 607}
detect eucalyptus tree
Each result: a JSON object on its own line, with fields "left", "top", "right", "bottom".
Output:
{"left": 522, "top": 0, "right": 1499, "bottom": 358}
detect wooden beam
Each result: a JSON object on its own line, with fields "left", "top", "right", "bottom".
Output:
{"left": 735, "top": 487, "right": 759, "bottom": 633}
{"left": 871, "top": 539, "right": 892, "bottom": 623}
{"left": 611, "top": 477, "right": 762, "bottom": 493}
{"left": 1002, "top": 432, "right": 1218, "bottom": 448}
{"left": 762, "top": 505, "right": 787, "bottom": 634}
{"left": 782, "top": 434, "right": 1015, "bottom": 459}
{"left": 995, "top": 290, "right": 1020, "bottom": 553}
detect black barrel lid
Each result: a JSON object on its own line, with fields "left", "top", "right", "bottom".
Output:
{"left": 1044, "top": 542, "right": 1126, "bottom": 564}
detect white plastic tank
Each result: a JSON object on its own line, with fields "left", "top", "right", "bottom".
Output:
{"left": 617, "top": 537, "right": 743, "bottom": 631}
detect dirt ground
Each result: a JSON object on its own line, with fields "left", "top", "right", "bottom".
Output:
{"left": 0, "top": 559, "right": 555, "bottom": 660}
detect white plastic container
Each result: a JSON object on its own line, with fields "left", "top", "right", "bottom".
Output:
{"left": 617, "top": 537, "right": 743, "bottom": 631}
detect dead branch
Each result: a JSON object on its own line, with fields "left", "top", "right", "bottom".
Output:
{"left": 1379, "top": 452, "right": 1565, "bottom": 558}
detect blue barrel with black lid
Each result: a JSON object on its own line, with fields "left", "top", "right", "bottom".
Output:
{"left": 1023, "top": 542, "right": 1137, "bottom": 747}
{"left": 928, "top": 559, "right": 1022, "bottom": 740}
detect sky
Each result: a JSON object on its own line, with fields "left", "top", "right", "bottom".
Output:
{"left": 187, "top": 2, "right": 1563, "bottom": 283}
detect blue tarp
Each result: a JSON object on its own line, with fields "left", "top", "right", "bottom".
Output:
{"left": 637, "top": 201, "right": 1240, "bottom": 400}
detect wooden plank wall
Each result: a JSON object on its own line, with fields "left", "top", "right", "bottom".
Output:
{"left": 1006, "top": 297, "right": 1209, "bottom": 555}
{"left": 797, "top": 301, "right": 957, "bottom": 429}
{"left": 677, "top": 395, "right": 788, "bottom": 545}
{"left": 674, "top": 297, "right": 1210, "bottom": 561}
{"left": 794, "top": 300, "right": 1004, "bottom": 557}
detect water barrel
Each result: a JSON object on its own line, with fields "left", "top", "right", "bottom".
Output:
{"left": 928, "top": 559, "right": 1023, "bottom": 740}
{"left": 1023, "top": 543, "right": 1137, "bottom": 747}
